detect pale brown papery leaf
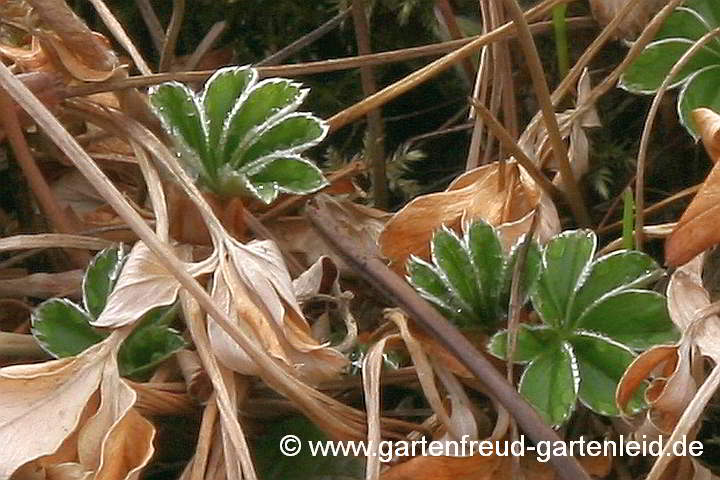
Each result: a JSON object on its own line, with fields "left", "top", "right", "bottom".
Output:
{"left": 378, "top": 160, "right": 559, "bottom": 272}
{"left": 2, "top": 334, "right": 154, "bottom": 479}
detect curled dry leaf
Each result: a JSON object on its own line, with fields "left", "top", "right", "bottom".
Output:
{"left": 562, "top": 70, "right": 601, "bottom": 192}
{"left": 588, "top": 0, "right": 666, "bottom": 40}
{"left": 270, "top": 195, "right": 390, "bottom": 275}
{"left": 519, "top": 69, "right": 600, "bottom": 191}
{"left": 1, "top": 333, "right": 154, "bottom": 479}
{"left": 209, "top": 247, "right": 348, "bottom": 383}
{"left": 617, "top": 254, "right": 719, "bottom": 442}
{"left": 93, "top": 242, "right": 215, "bottom": 328}
{"left": 666, "top": 108, "right": 720, "bottom": 266}
{"left": 2, "top": 0, "right": 121, "bottom": 82}
{"left": 0, "top": 20, "right": 118, "bottom": 82}
{"left": 293, "top": 256, "right": 358, "bottom": 352}
{"left": 378, "top": 160, "right": 560, "bottom": 271}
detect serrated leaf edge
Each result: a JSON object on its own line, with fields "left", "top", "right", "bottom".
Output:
{"left": 222, "top": 78, "right": 309, "bottom": 167}
{"left": 570, "top": 330, "right": 643, "bottom": 416}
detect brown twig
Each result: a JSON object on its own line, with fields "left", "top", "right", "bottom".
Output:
{"left": 61, "top": 17, "right": 595, "bottom": 99}
{"left": 158, "top": 0, "right": 185, "bottom": 72}
{"left": 434, "top": 0, "right": 475, "bottom": 84}
{"left": 257, "top": 8, "right": 352, "bottom": 67}
{"left": 0, "top": 88, "right": 89, "bottom": 268}
{"left": 351, "top": 0, "right": 388, "bottom": 208}
{"left": 469, "top": 97, "right": 563, "bottom": 200}
{"left": 326, "top": 0, "right": 574, "bottom": 134}
{"left": 135, "top": 0, "right": 165, "bottom": 54}
{"left": 498, "top": 0, "right": 590, "bottom": 226}
{"left": 183, "top": 21, "right": 227, "bottom": 72}
{"left": 597, "top": 184, "right": 700, "bottom": 235}
{"left": 306, "top": 195, "right": 590, "bottom": 480}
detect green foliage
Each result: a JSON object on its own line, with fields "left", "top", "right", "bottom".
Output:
{"left": 31, "top": 246, "right": 185, "bottom": 379}
{"left": 150, "top": 66, "right": 329, "bottom": 203}
{"left": 488, "top": 231, "right": 679, "bottom": 425}
{"left": 620, "top": 0, "right": 720, "bottom": 137}
{"left": 407, "top": 219, "right": 541, "bottom": 330}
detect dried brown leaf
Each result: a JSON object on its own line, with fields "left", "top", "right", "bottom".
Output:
{"left": 379, "top": 161, "right": 559, "bottom": 271}
{"left": 209, "top": 255, "right": 347, "bottom": 383}
{"left": 666, "top": 109, "right": 720, "bottom": 266}
{"left": 93, "top": 241, "right": 215, "bottom": 328}
{"left": 0, "top": 344, "right": 107, "bottom": 478}
{"left": 269, "top": 197, "right": 389, "bottom": 277}
{"left": 1, "top": 333, "right": 154, "bottom": 480}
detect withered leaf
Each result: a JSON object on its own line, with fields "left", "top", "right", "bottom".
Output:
{"left": 379, "top": 161, "right": 559, "bottom": 272}
{"left": 666, "top": 109, "right": 720, "bottom": 266}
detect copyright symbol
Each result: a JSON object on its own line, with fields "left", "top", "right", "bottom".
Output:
{"left": 280, "top": 434, "right": 302, "bottom": 456}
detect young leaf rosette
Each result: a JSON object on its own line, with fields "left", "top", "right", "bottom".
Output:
{"left": 31, "top": 246, "right": 186, "bottom": 378}
{"left": 620, "top": 0, "right": 720, "bottom": 137}
{"left": 407, "top": 219, "right": 541, "bottom": 330}
{"left": 489, "top": 230, "right": 679, "bottom": 425}
{"left": 149, "top": 66, "right": 329, "bottom": 203}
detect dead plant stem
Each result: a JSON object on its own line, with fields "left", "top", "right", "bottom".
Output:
{"left": 62, "top": 17, "right": 594, "bottom": 99}
{"left": 351, "top": 0, "right": 388, "bottom": 208}
{"left": 257, "top": 8, "right": 352, "bottom": 67}
{"left": 469, "top": 98, "right": 563, "bottom": 200}
{"left": 0, "top": 88, "right": 89, "bottom": 267}
{"left": 158, "top": 0, "right": 185, "bottom": 72}
{"left": 497, "top": 0, "right": 589, "bottom": 226}
{"left": 306, "top": 195, "right": 591, "bottom": 480}
{"left": 327, "top": 0, "right": 574, "bottom": 133}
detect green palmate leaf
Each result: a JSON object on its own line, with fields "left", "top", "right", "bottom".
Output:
{"left": 117, "top": 305, "right": 186, "bottom": 379}
{"left": 576, "top": 290, "right": 679, "bottom": 350}
{"left": 248, "top": 156, "right": 328, "bottom": 203}
{"left": 242, "top": 114, "right": 328, "bottom": 165}
{"left": 488, "top": 324, "right": 558, "bottom": 363}
{"left": 466, "top": 220, "right": 504, "bottom": 314}
{"left": 408, "top": 220, "right": 541, "bottom": 330}
{"left": 620, "top": 39, "right": 720, "bottom": 93}
{"left": 655, "top": 8, "right": 717, "bottom": 44}
{"left": 224, "top": 79, "right": 306, "bottom": 166}
{"left": 571, "top": 333, "right": 645, "bottom": 416}
{"left": 686, "top": 0, "right": 720, "bottom": 27}
{"left": 569, "top": 250, "right": 662, "bottom": 324}
{"left": 519, "top": 342, "right": 578, "bottom": 426}
{"left": 431, "top": 226, "right": 485, "bottom": 317}
{"left": 31, "top": 298, "right": 106, "bottom": 358}
{"left": 531, "top": 230, "right": 595, "bottom": 328}
{"left": 149, "top": 82, "right": 208, "bottom": 174}
{"left": 83, "top": 245, "right": 126, "bottom": 319}
{"left": 202, "top": 66, "right": 258, "bottom": 169}
{"left": 493, "top": 228, "right": 677, "bottom": 424}
{"left": 407, "top": 257, "right": 466, "bottom": 323}
{"left": 150, "top": 66, "right": 328, "bottom": 202}
{"left": 678, "top": 65, "right": 720, "bottom": 137}
{"left": 620, "top": 0, "right": 720, "bottom": 137}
